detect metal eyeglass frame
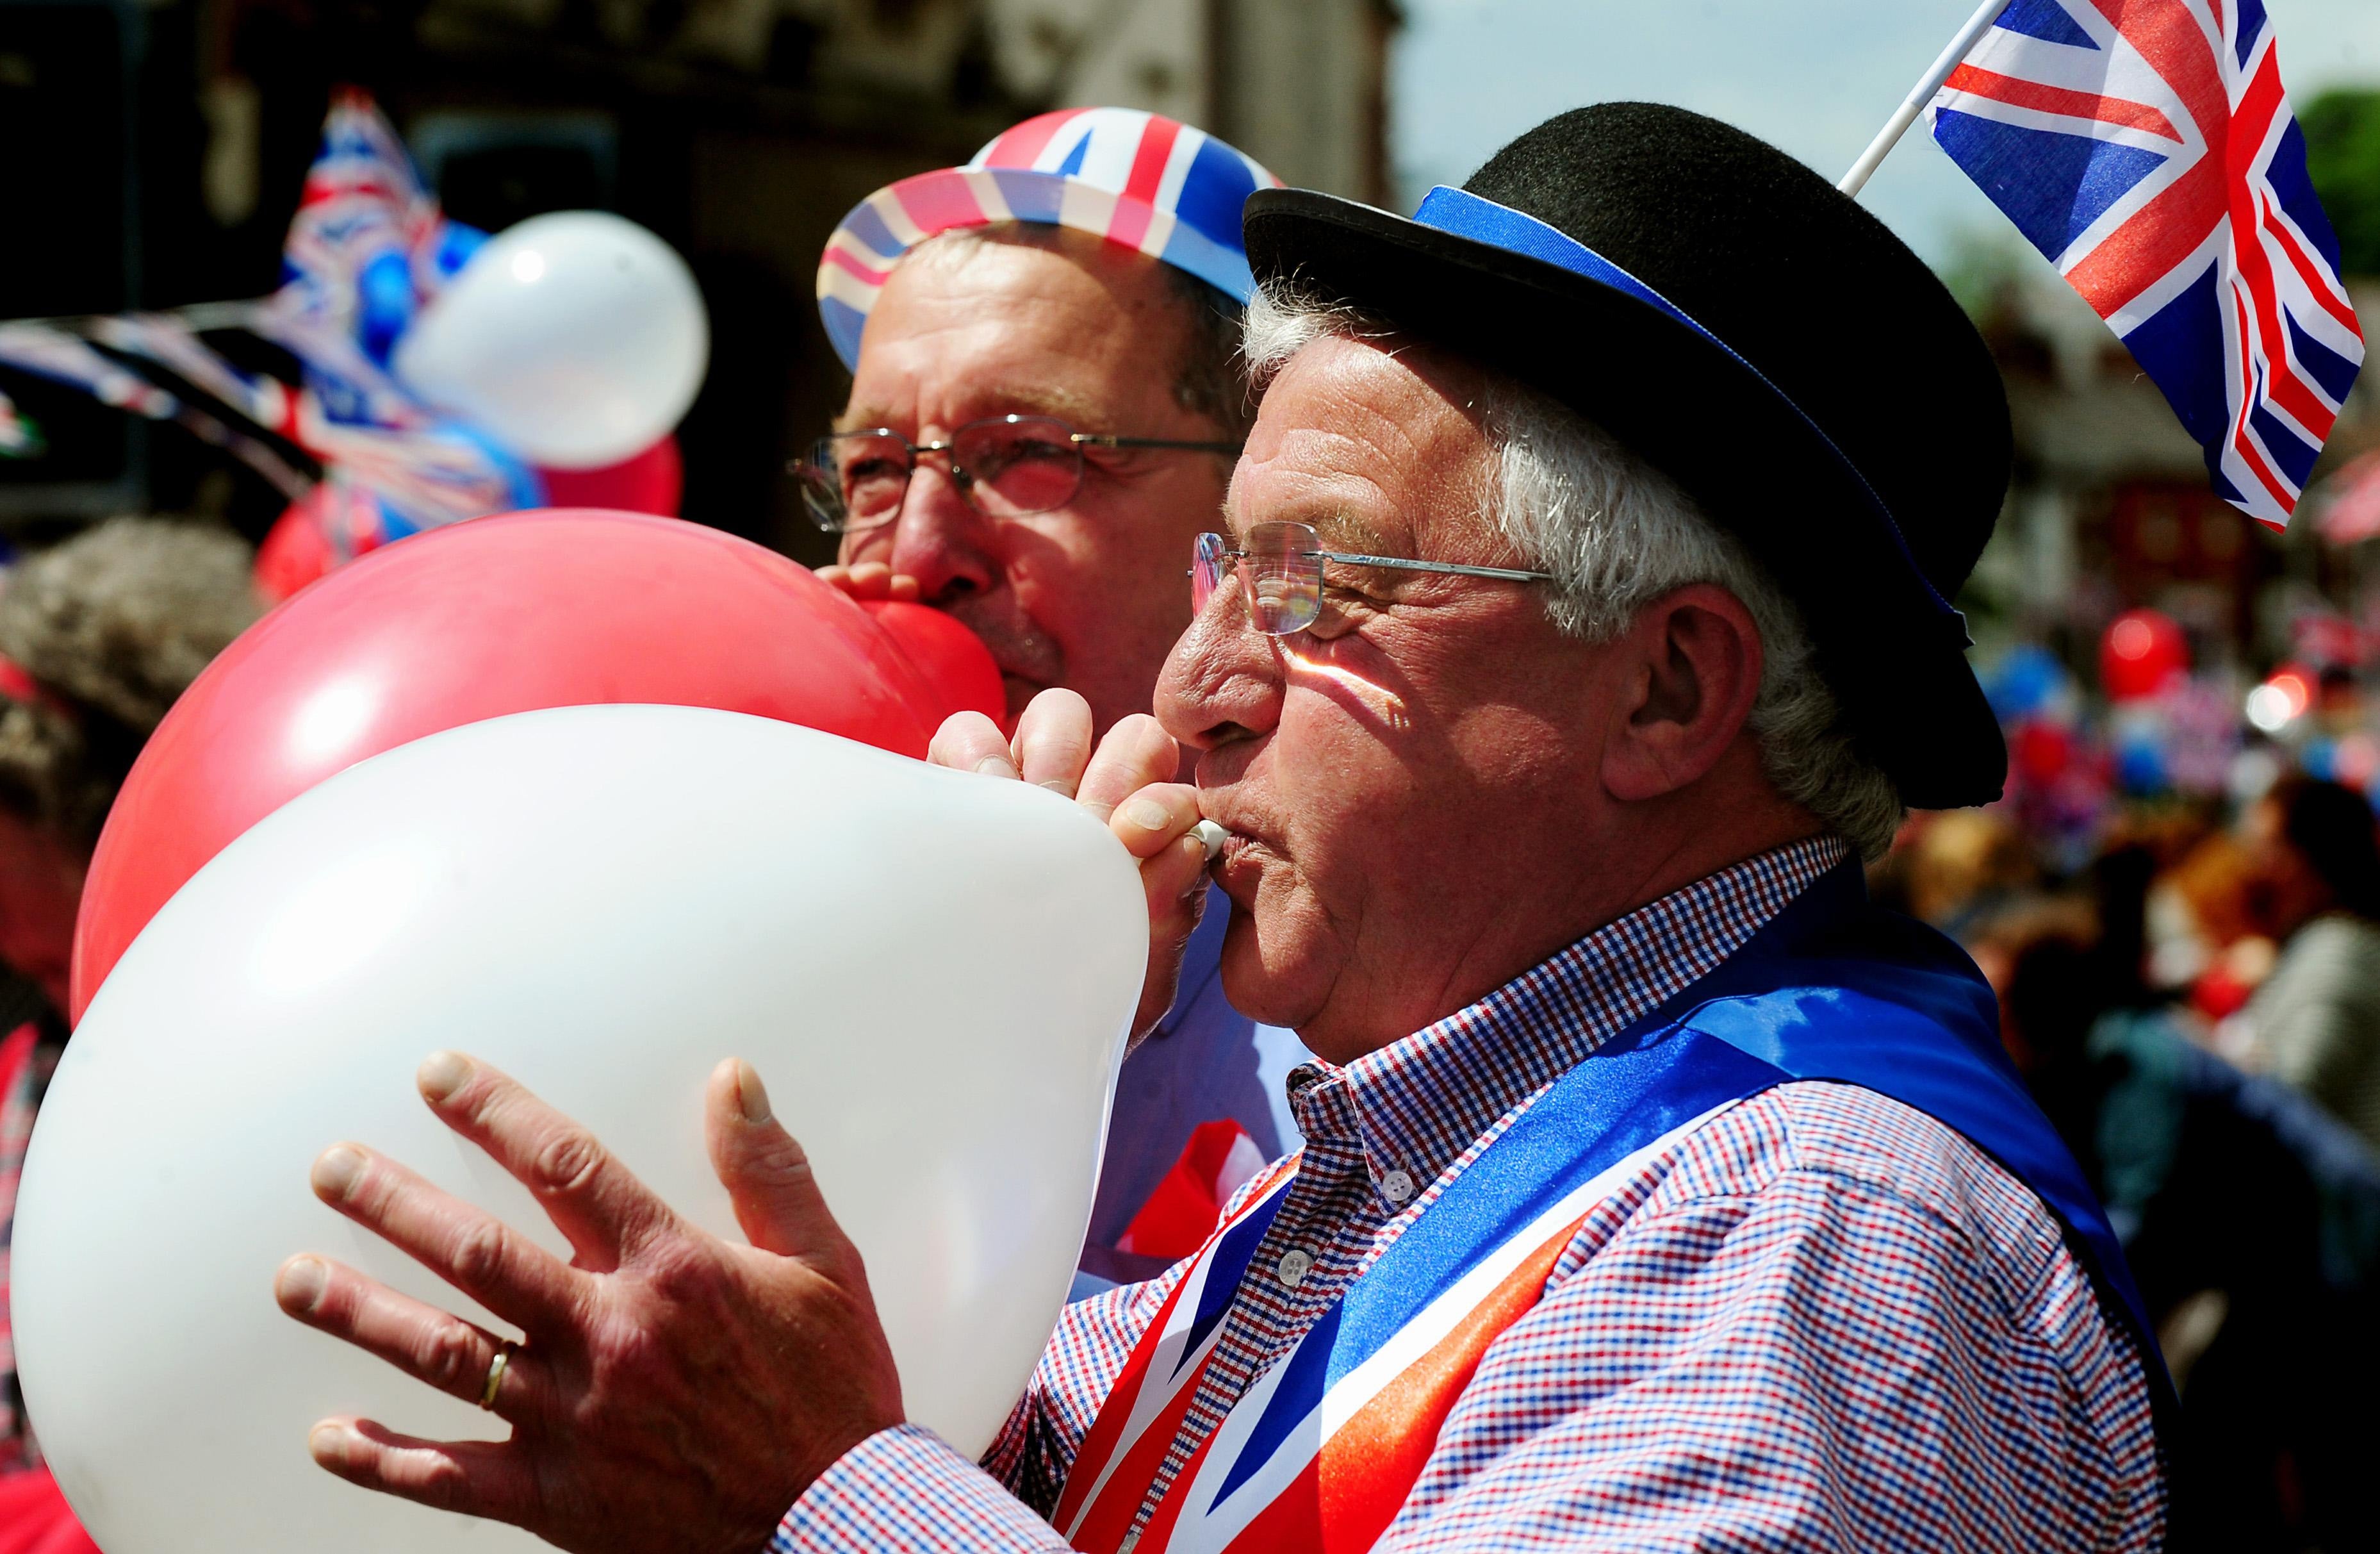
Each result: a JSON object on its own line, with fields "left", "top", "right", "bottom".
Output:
{"left": 792, "top": 413, "right": 1243, "bottom": 533}
{"left": 1193, "top": 522, "right": 1557, "bottom": 637}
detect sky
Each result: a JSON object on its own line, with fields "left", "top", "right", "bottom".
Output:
{"left": 1391, "top": 0, "right": 2380, "bottom": 270}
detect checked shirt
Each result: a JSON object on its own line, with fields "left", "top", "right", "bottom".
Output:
{"left": 773, "top": 836, "right": 2165, "bottom": 1551}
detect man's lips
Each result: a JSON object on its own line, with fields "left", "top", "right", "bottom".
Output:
{"left": 1204, "top": 820, "right": 1272, "bottom": 908}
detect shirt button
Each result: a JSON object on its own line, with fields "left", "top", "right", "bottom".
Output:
{"left": 1276, "top": 1249, "right": 1313, "bottom": 1289}
{"left": 1381, "top": 1169, "right": 1416, "bottom": 1203}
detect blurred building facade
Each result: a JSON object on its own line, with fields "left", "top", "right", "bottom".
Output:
{"left": 0, "top": 0, "right": 1398, "bottom": 558}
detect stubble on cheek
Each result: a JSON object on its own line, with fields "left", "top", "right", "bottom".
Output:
{"left": 944, "top": 597, "right": 1065, "bottom": 693}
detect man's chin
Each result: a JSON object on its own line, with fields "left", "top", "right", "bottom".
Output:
{"left": 1216, "top": 910, "right": 1320, "bottom": 1037}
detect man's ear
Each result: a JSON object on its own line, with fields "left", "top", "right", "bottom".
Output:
{"left": 1599, "top": 583, "right": 1766, "bottom": 803}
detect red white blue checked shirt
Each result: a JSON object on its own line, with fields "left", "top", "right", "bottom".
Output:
{"left": 772, "top": 836, "right": 2165, "bottom": 1551}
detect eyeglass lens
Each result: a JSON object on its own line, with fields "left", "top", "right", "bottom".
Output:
{"left": 1192, "top": 532, "right": 1231, "bottom": 618}
{"left": 1192, "top": 522, "right": 1325, "bottom": 636}
{"left": 800, "top": 415, "right": 1085, "bottom": 531}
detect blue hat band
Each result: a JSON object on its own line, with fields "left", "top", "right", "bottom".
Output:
{"left": 1410, "top": 186, "right": 1957, "bottom": 629}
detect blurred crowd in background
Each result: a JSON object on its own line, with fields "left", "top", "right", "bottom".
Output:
{"left": 7, "top": 0, "right": 2380, "bottom": 1548}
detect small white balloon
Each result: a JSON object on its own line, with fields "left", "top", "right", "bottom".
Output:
{"left": 395, "top": 212, "right": 710, "bottom": 469}
{"left": 13, "top": 705, "right": 1143, "bottom": 1554}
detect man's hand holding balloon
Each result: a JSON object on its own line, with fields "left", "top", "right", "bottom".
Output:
{"left": 275, "top": 1053, "right": 901, "bottom": 1554}
{"left": 930, "top": 690, "right": 1215, "bottom": 1043}
{"left": 814, "top": 560, "right": 921, "bottom": 604}
{"left": 266, "top": 691, "right": 1207, "bottom": 1553}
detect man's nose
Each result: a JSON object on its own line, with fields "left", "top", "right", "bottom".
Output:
{"left": 884, "top": 461, "right": 998, "bottom": 603}
{"left": 1156, "top": 586, "right": 1283, "bottom": 752}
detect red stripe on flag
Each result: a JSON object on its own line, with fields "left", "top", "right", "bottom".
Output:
{"left": 2222, "top": 52, "right": 2334, "bottom": 438}
{"left": 1122, "top": 117, "right": 1181, "bottom": 206}
{"left": 892, "top": 172, "right": 989, "bottom": 237}
{"left": 1053, "top": 1275, "right": 1202, "bottom": 1534}
{"left": 1056, "top": 1159, "right": 1299, "bottom": 1545}
{"left": 1106, "top": 118, "right": 1181, "bottom": 251}
{"left": 981, "top": 110, "right": 1074, "bottom": 170}
{"left": 2092, "top": 0, "right": 2228, "bottom": 145}
{"left": 1217, "top": 1459, "right": 1325, "bottom": 1554}
{"left": 2260, "top": 186, "right": 2365, "bottom": 339}
{"left": 2064, "top": 0, "right": 2232, "bottom": 314}
{"left": 2065, "top": 158, "right": 2224, "bottom": 317}
{"left": 1306, "top": 1219, "right": 1581, "bottom": 1553}
{"left": 821, "top": 246, "right": 892, "bottom": 288}
{"left": 1942, "top": 63, "right": 2182, "bottom": 141}
{"left": 1114, "top": 1428, "right": 1222, "bottom": 1554}
{"left": 2229, "top": 281, "right": 2296, "bottom": 508}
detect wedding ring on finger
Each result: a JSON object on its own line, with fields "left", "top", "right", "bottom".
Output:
{"left": 479, "top": 1341, "right": 515, "bottom": 1412}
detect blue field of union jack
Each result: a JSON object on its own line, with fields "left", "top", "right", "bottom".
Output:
{"left": 1930, "top": 0, "right": 2364, "bottom": 527}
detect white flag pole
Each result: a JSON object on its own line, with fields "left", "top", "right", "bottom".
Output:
{"left": 1839, "top": 0, "right": 2009, "bottom": 196}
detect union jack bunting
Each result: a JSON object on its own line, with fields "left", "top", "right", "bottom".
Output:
{"left": 0, "top": 390, "right": 38, "bottom": 459}
{"left": 1930, "top": 0, "right": 2365, "bottom": 527}
{"left": 279, "top": 89, "right": 442, "bottom": 354}
{"left": 0, "top": 325, "right": 179, "bottom": 420}
{"left": 817, "top": 108, "right": 1281, "bottom": 371}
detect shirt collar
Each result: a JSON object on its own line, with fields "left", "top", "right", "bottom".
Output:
{"left": 1287, "top": 834, "right": 1851, "bottom": 1199}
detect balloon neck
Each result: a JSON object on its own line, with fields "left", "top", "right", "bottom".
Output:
{"left": 860, "top": 600, "right": 1006, "bottom": 731}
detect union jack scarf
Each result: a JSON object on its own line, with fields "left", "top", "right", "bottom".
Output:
{"left": 1051, "top": 863, "right": 2166, "bottom": 1553}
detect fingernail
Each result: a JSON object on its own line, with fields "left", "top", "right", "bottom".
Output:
{"left": 973, "top": 754, "right": 1020, "bottom": 780}
{"left": 277, "top": 1255, "right": 327, "bottom": 1314}
{"left": 309, "top": 1421, "right": 350, "bottom": 1466}
{"left": 1037, "top": 778, "right": 1079, "bottom": 798}
{"left": 417, "top": 1050, "right": 470, "bottom": 1102}
{"left": 1123, "top": 797, "right": 1170, "bottom": 831}
{"left": 735, "top": 1060, "right": 772, "bottom": 1125}
{"left": 311, "top": 1145, "right": 365, "bottom": 1202}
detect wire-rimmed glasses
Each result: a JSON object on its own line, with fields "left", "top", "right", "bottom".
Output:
{"left": 791, "top": 413, "right": 1242, "bottom": 534}
{"left": 1192, "top": 522, "right": 1557, "bottom": 636}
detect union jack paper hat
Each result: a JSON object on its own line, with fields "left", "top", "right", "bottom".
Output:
{"left": 816, "top": 108, "right": 1282, "bottom": 372}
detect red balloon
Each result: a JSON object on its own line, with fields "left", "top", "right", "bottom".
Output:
{"left": 2011, "top": 720, "right": 2074, "bottom": 785}
{"left": 253, "top": 497, "right": 337, "bottom": 603}
{"left": 534, "top": 435, "right": 684, "bottom": 517}
{"left": 2099, "top": 608, "right": 2188, "bottom": 702}
{"left": 73, "top": 509, "right": 1001, "bottom": 1022}
{"left": 0, "top": 1469, "right": 101, "bottom": 1554}
{"left": 863, "top": 600, "right": 1007, "bottom": 729}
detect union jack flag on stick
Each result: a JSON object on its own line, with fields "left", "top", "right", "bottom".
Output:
{"left": 1850, "top": 0, "right": 2365, "bottom": 529}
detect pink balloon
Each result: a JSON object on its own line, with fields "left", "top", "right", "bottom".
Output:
{"left": 74, "top": 509, "right": 1001, "bottom": 1021}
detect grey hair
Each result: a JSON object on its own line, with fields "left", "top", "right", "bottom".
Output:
{"left": 1242, "top": 288, "right": 1905, "bottom": 860}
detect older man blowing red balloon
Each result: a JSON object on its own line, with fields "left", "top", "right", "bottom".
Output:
{"left": 801, "top": 108, "right": 1311, "bottom": 1281}
{"left": 274, "top": 106, "right": 2168, "bottom": 1551}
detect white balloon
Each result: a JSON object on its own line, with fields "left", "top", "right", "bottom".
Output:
{"left": 13, "top": 706, "right": 1142, "bottom": 1554}
{"left": 395, "top": 213, "right": 710, "bottom": 469}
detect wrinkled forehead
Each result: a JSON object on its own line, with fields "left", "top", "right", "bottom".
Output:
{"left": 1227, "top": 332, "right": 1495, "bottom": 553}
{"left": 839, "top": 228, "right": 1186, "bottom": 433}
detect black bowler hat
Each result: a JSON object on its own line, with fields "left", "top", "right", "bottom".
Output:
{"left": 1242, "top": 102, "right": 2010, "bottom": 809}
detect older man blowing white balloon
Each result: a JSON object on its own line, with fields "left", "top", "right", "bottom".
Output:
{"left": 275, "top": 105, "right": 2167, "bottom": 1551}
